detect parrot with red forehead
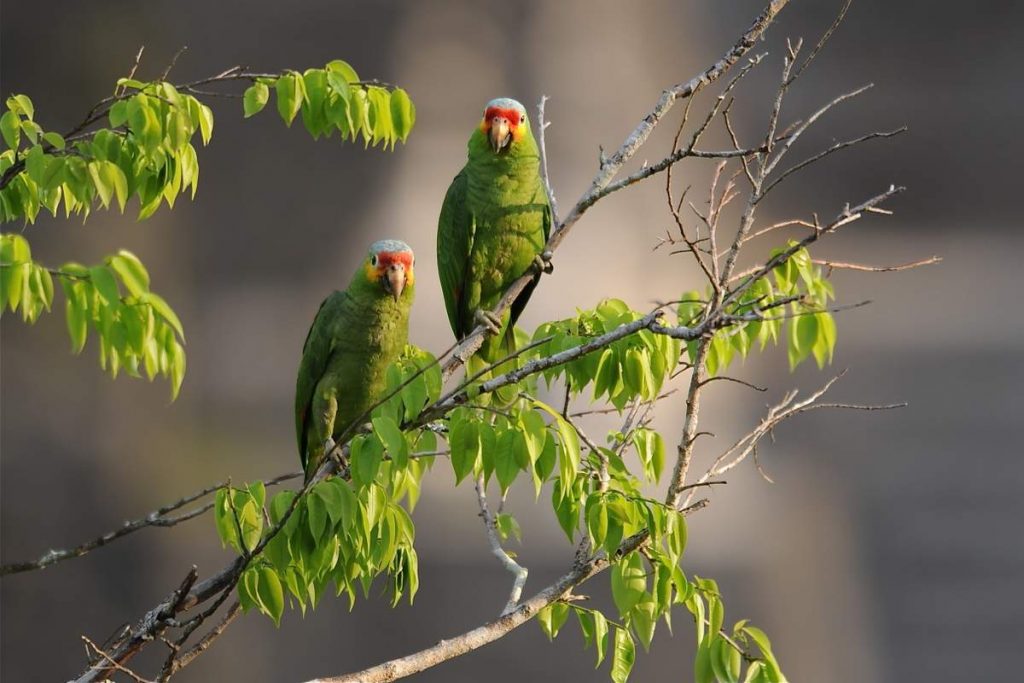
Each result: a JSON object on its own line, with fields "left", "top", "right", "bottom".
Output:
{"left": 437, "top": 97, "right": 551, "bottom": 365}
{"left": 295, "top": 239, "right": 416, "bottom": 481}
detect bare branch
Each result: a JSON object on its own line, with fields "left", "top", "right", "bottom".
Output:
{"left": 537, "top": 95, "right": 559, "bottom": 225}
{"left": 304, "top": 531, "right": 649, "bottom": 683}
{"left": 724, "top": 185, "right": 906, "bottom": 306}
{"left": 159, "top": 45, "right": 189, "bottom": 82}
{"left": 813, "top": 255, "right": 941, "bottom": 273}
{"left": 475, "top": 476, "right": 529, "bottom": 615}
{"left": 760, "top": 127, "right": 906, "bottom": 198}
{"left": 81, "top": 636, "right": 155, "bottom": 683}
{"left": 159, "top": 601, "right": 240, "bottom": 680}
{"left": 762, "top": 83, "right": 875, "bottom": 178}
{"left": 0, "top": 471, "right": 301, "bottom": 576}
{"left": 787, "top": 0, "right": 854, "bottom": 85}
{"left": 684, "top": 373, "right": 906, "bottom": 506}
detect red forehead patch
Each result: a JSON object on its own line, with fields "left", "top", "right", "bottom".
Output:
{"left": 376, "top": 251, "right": 414, "bottom": 268}
{"left": 484, "top": 106, "right": 525, "bottom": 125}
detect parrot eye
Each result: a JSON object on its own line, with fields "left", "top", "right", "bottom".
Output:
{"left": 370, "top": 255, "right": 378, "bottom": 266}
{"left": 519, "top": 115, "right": 525, "bottom": 124}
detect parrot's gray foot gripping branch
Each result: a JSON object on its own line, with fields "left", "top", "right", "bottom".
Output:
{"left": 532, "top": 251, "right": 554, "bottom": 276}
{"left": 473, "top": 309, "right": 503, "bottom": 336}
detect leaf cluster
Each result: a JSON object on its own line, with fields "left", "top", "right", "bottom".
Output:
{"left": 0, "top": 234, "right": 185, "bottom": 397}
{"left": 213, "top": 348, "right": 442, "bottom": 625}
{"left": 243, "top": 60, "right": 415, "bottom": 149}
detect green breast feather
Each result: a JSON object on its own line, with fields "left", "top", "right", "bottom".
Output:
{"left": 295, "top": 274, "right": 413, "bottom": 478}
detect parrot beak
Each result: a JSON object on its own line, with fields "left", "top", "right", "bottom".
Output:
{"left": 488, "top": 116, "right": 512, "bottom": 153}
{"left": 383, "top": 263, "right": 406, "bottom": 301}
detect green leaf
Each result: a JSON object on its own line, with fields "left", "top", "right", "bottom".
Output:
{"left": 101, "top": 161, "right": 128, "bottom": 211}
{"left": 64, "top": 292, "right": 88, "bottom": 353}
{"left": 632, "top": 595, "right": 658, "bottom": 651}
{"left": 576, "top": 607, "right": 596, "bottom": 649}
{"left": 325, "top": 59, "right": 359, "bottom": 85}
{"left": 243, "top": 82, "right": 270, "bottom": 118}
{"left": 389, "top": 88, "right": 415, "bottom": 142}
{"left": 42, "top": 131, "right": 66, "bottom": 150}
{"left": 586, "top": 495, "right": 608, "bottom": 549}
{"left": 711, "top": 636, "right": 741, "bottom": 683}
{"left": 1, "top": 111, "right": 20, "bottom": 150}
{"left": 552, "top": 480, "right": 579, "bottom": 541}
{"left": 812, "top": 311, "right": 837, "bottom": 368}
{"left": 610, "top": 626, "right": 636, "bottom": 683}
{"left": 593, "top": 609, "right": 610, "bottom": 667}
{"left": 448, "top": 415, "right": 480, "bottom": 484}
{"left": 307, "top": 489, "right": 329, "bottom": 542}
{"left": 7, "top": 94, "right": 34, "bottom": 120}
{"left": 276, "top": 73, "right": 303, "bottom": 126}
{"left": 256, "top": 565, "right": 285, "bottom": 626}
{"left": 109, "top": 101, "right": 129, "bottom": 127}
{"left": 611, "top": 554, "right": 646, "bottom": 617}
{"left": 352, "top": 435, "right": 383, "bottom": 488}
{"left": 537, "top": 601, "right": 570, "bottom": 641}
{"left": 108, "top": 250, "right": 150, "bottom": 296}
{"left": 695, "top": 639, "right": 714, "bottom": 683}
{"left": 301, "top": 69, "right": 328, "bottom": 138}
{"left": 214, "top": 489, "right": 240, "bottom": 551}
{"left": 495, "top": 512, "right": 521, "bottom": 543}
{"left": 88, "top": 265, "right": 120, "bottom": 306}
{"left": 140, "top": 291, "right": 184, "bottom": 339}
{"left": 494, "top": 428, "right": 520, "bottom": 494}
{"left": 197, "top": 103, "right": 214, "bottom": 145}
{"left": 373, "top": 415, "right": 409, "bottom": 470}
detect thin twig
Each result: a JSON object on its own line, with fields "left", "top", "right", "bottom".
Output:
{"left": 81, "top": 636, "right": 155, "bottom": 683}
{"left": 0, "top": 471, "right": 301, "bottom": 575}
{"left": 537, "top": 95, "right": 559, "bottom": 225}
{"left": 474, "top": 476, "right": 529, "bottom": 615}
{"left": 813, "top": 255, "right": 941, "bottom": 274}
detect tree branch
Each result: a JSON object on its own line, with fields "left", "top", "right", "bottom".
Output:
{"left": 0, "top": 471, "right": 300, "bottom": 576}
{"left": 303, "top": 531, "right": 649, "bottom": 683}
{"left": 474, "top": 476, "right": 528, "bottom": 615}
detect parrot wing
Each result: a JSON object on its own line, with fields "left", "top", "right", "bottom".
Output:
{"left": 294, "top": 290, "right": 348, "bottom": 468}
{"left": 508, "top": 197, "right": 552, "bottom": 331}
{"left": 437, "top": 168, "right": 475, "bottom": 339}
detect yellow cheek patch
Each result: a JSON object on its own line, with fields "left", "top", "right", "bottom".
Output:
{"left": 407, "top": 267, "right": 415, "bottom": 287}
{"left": 479, "top": 118, "right": 489, "bottom": 135}
{"left": 363, "top": 261, "right": 380, "bottom": 283}
{"left": 511, "top": 125, "right": 526, "bottom": 142}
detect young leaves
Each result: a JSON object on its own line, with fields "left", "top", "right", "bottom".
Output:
{"left": 1, "top": 62, "right": 415, "bottom": 225}
{"left": 0, "top": 235, "right": 186, "bottom": 397}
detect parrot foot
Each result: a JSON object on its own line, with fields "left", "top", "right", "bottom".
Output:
{"left": 322, "top": 437, "right": 337, "bottom": 460}
{"left": 531, "top": 251, "right": 554, "bottom": 275}
{"left": 473, "top": 308, "right": 503, "bottom": 336}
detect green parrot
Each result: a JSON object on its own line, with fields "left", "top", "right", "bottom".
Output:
{"left": 437, "top": 97, "right": 551, "bottom": 365}
{"left": 295, "top": 239, "right": 416, "bottom": 481}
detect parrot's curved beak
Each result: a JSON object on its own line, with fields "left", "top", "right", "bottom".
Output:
{"left": 488, "top": 116, "right": 512, "bottom": 153}
{"left": 383, "top": 263, "right": 406, "bottom": 301}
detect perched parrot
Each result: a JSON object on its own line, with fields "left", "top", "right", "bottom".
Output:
{"left": 437, "top": 97, "right": 551, "bottom": 365}
{"left": 295, "top": 239, "right": 416, "bottom": 481}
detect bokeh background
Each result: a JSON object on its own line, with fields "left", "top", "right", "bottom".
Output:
{"left": 3, "top": 1, "right": 1022, "bottom": 681}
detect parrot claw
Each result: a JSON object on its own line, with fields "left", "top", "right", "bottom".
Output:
{"left": 532, "top": 251, "right": 554, "bottom": 275}
{"left": 473, "top": 309, "right": 503, "bottom": 336}
{"left": 322, "top": 437, "right": 337, "bottom": 459}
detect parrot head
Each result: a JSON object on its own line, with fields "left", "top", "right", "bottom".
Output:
{"left": 479, "top": 97, "right": 529, "bottom": 153}
{"left": 363, "top": 239, "right": 415, "bottom": 301}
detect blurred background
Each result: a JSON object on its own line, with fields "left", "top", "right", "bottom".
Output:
{"left": 3, "top": 1, "right": 1022, "bottom": 681}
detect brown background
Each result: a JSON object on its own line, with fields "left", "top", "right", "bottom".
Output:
{"left": 2, "top": 1, "right": 1022, "bottom": 681}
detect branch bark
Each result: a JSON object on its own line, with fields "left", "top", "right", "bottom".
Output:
{"left": 474, "top": 476, "right": 528, "bottom": 615}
